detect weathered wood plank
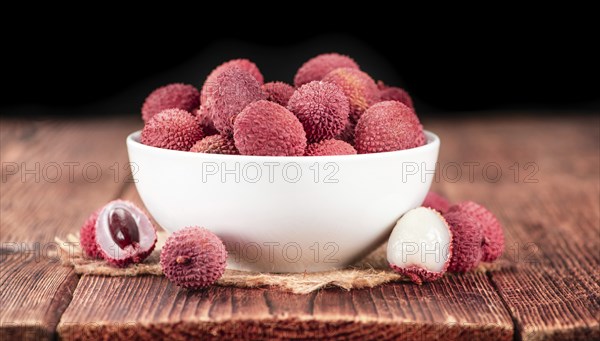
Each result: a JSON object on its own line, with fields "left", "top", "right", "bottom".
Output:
{"left": 427, "top": 115, "right": 600, "bottom": 341}
{"left": 0, "top": 253, "right": 78, "bottom": 341}
{"left": 0, "top": 117, "right": 140, "bottom": 245}
{"left": 57, "top": 272, "right": 513, "bottom": 340}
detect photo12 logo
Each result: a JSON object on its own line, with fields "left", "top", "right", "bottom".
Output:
{"left": 200, "top": 161, "right": 340, "bottom": 184}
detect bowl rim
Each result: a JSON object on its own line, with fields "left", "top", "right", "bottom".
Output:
{"left": 127, "top": 130, "right": 440, "bottom": 161}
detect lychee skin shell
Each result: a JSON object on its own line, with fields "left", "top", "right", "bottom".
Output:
{"left": 377, "top": 81, "right": 414, "bottom": 109}
{"left": 322, "top": 67, "right": 379, "bottom": 122}
{"left": 448, "top": 201, "right": 504, "bottom": 262}
{"left": 205, "top": 67, "right": 265, "bottom": 136}
{"left": 305, "top": 139, "right": 356, "bottom": 156}
{"left": 336, "top": 120, "right": 356, "bottom": 145}
{"left": 141, "top": 109, "right": 204, "bottom": 151}
{"left": 233, "top": 100, "right": 307, "bottom": 156}
{"left": 287, "top": 81, "right": 350, "bottom": 143}
{"left": 262, "top": 81, "right": 295, "bottom": 107}
{"left": 141, "top": 83, "right": 200, "bottom": 123}
{"left": 422, "top": 191, "right": 451, "bottom": 214}
{"left": 294, "top": 53, "right": 359, "bottom": 87}
{"left": 190, "top": 135, "right": 239, "bottom": 155}
{"left": 160, "top": 227, "right": 227, "bottom": 289}
{"left": 389, "top": 263, "right": 445, "bottom": 285}
{"left": 354, "top": 101, "right": 425, "bottom": 154}
{"left": 80, "top": 210, "right": 103, "bottom": 259}
{"left": 201, "top": 59, "right": 264, "bottom": 104}
{"left": 443, "top": 210, "right": 483, "bottom": 273}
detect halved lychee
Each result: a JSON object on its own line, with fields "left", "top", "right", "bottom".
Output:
{"left": 86, "top": 200, "right": 157, "bottom": 267}
{"left": 387, "top": 207, "right": 453, "bottom": 284}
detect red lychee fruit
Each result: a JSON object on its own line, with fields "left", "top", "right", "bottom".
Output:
{"left": 322, "top": 67, "right": 379, "bottom": 122}
{"left": 190, "top": 135, "right": 239, "bottom": 155}
{"left": 141, "top": 83, "right": 200, "bottom": 123}
{"left": 204, "top": 67, "right": 265, "bottom": 135}
{"left": 443, "top": 210, "right": 484, "bottom": 272}
{"left": 196, "top": 105, "right": 219, "bottom": 136}
{"left": 160, "top": 226, "right": 227, "bottom": 289}
{"left": 80, "top": 210, "right": 102, "bottom": 259}
{"left": 287, "top": 81, "right": 350, "bottom": 143}
{"left": 201, "top": 59, "right": 263, "bottom": 104}
{"left": 447, "top": 201, "right": 504, "bottom": 262}
{"left": 233, "top": 100, "right": 307, "bottom": 156}
{"left": 83, "top": 200, "right": 157, "bottom": 267}
{"left": 354, "top": 101, "right": 425, "bottom": 154}
{"left": 377, "top": 81, "right": 414, "bottom": 109}
{"left": 262, "top": 81, "right": 295, "bottom": 106}
{"left": 305, "top": 139, "right": 356, "bottom": 156}
{"left": 294, "top": 53, "right": 359, "bottom": 87}
{"left": 422, "top": 191, "right": 451, "bottom": 214}
{"left": 336, "top": 120, "right": 356, "bottom": 145}
{"left": 141, "top": 109, "right": 204, "bottom": 151}
{"left": 387, "top": 207, "right": 453, "bottom": 285}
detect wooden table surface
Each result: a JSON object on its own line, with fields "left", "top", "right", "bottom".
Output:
{"left": 1, "top": 115, "right": 598, "bottom": 340}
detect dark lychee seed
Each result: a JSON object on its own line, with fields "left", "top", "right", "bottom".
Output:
{"left": 108, "top": 207, "right": 140, "bottom": 249}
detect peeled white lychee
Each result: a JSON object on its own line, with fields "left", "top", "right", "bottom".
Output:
{"left": 387, "top": 207, "right": 453, "bottom": 284}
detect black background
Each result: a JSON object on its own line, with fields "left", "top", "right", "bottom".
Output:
{"left": 2, "top": 15, "right": 598, "bottom": 118}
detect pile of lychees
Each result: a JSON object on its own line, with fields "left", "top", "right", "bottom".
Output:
{"left": 140, "top": 53, "right": 423, "bottom": 156}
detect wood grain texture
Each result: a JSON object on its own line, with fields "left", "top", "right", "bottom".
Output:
{"left": 0, "top": 118, "right": 140, "bottom": 245}
{"left": 0, "top": 253, "right": 78, "bottom": 340}
{"left": 427, "top": 115, "right": 600, "bottom": 341}
{"left": 58, "top": 272, "right": 512, "bottom": 340}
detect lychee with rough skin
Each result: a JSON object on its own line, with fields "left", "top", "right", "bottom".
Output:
{"left": 80, "top": 210, "right": 102, "bottom": 259}
{"left": 443, "top": 210, "right": 483, "bottom": 272}
{"left": 447, "top": 201, "right": 504, "bottom": 262}
{"left": 422, "top": 191, "right": 451, "bottom": 214}
{"left": 141, "top": 83, "right": 200, "bottom": 123}
{"left": 233, "top": 100, "right": 307, "bottom": 156}
{"left": 305, "top": 139, "right": 356, "bottom": 156}
{"left": 287, "top": 81, "right": 349, "bottom": 143}
{"left": 336, "top": 120, "right": 356, "bottom": 145}
{"left": 141, "top": 109, "right": 204, "bottom": 151}
{"left": 322, "top": 67, "right": 379, "bottom": 122}
{"left": 190, "top": 134, "right": 239, "bottom": 155}
{"left": 201, "top": 59, "right": 263, "bottom": 103}
{"left": 387, "top": 207, "right": 453, "bottom": 285}
{"left": 196, "top": 105, "right": 219, "bottom": 136}
{"left": 160, "top": 226, "right": 227, "bottom": 289}
{"left": 294, "top": 53, "right": 359, "bottom": 87}
{"left": 91, "top": 200, "right": 157, "bottom": 267}
{"left": 354, "top": 101, "right": 425, "bottom": 154}
{"left": 204, "top": 67, "right": 265, "bottom": 135}
{"left": 262, "top": 81, "right": 295, "bottom": 106}
{"left": 377, "top": 81, "right": 414, "bottom": 109}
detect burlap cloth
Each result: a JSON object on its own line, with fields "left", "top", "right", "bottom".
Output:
{"left": 56, "top": 231, "right": 495, "bottom": 294}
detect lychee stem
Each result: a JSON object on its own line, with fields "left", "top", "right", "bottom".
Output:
{"left": 176, "top": 256, "right": 190, "bottom": 265}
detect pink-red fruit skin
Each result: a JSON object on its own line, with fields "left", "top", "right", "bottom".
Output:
{"left": 354, "top": 101, "right": 425, "bottom": 154}
{"left": 233, "top": 100, "right": 307, "bottom": 156}
{"left": 262, "top": 81, "right": 295, "bottom": 106}
{"left": 448, "top": 201, "right": 504, "bottom": 262}
{"left": 205, "top": 67, "right": 265, "bottom": 135}
{"left": 80, "top": 210, "right": 103, "bottom": 259}
{"left": 141, "top": 83, "right": 200, "bottom": 123}
{"left": 422, "top": 191, "right": 451, "bottom": 214}
{"left": 141, "top": 109, "right": 204, "bottom": 151}
{"left": 160, "top": 227, "right": 227, "bottom": 289}
{"left": 201, "top": 59, "right": 263, "bottom": 104}
{"left": 377, "top": 81, "right": 414, "bottom": 109}
{"left": 322, "top": 67, "right": 379, "bottom": 122}
{"left": 305, "top": 139, "right": 356, "bottom": 156}
{"left": 190, "top": 135, "right": 239, "bottom": 155}
{"left": 294, "top": 53, "right": 359, "bottom": 87}
{"left": 443, "top": 211, "right": 483, "bottom": 273}
{"left": 287, "top": 81, "right": 349, "bottom": 143}
{"left": 390, "top": 264, "right": 445, "bottom": 285}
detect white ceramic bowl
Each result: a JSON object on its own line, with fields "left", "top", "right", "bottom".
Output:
{"left": 127, "top": 131, "right": 440, "bottom": 273}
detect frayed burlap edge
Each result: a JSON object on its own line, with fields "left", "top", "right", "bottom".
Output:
{"left": 55, "top": 232, "right": 500, "bottom": 294}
